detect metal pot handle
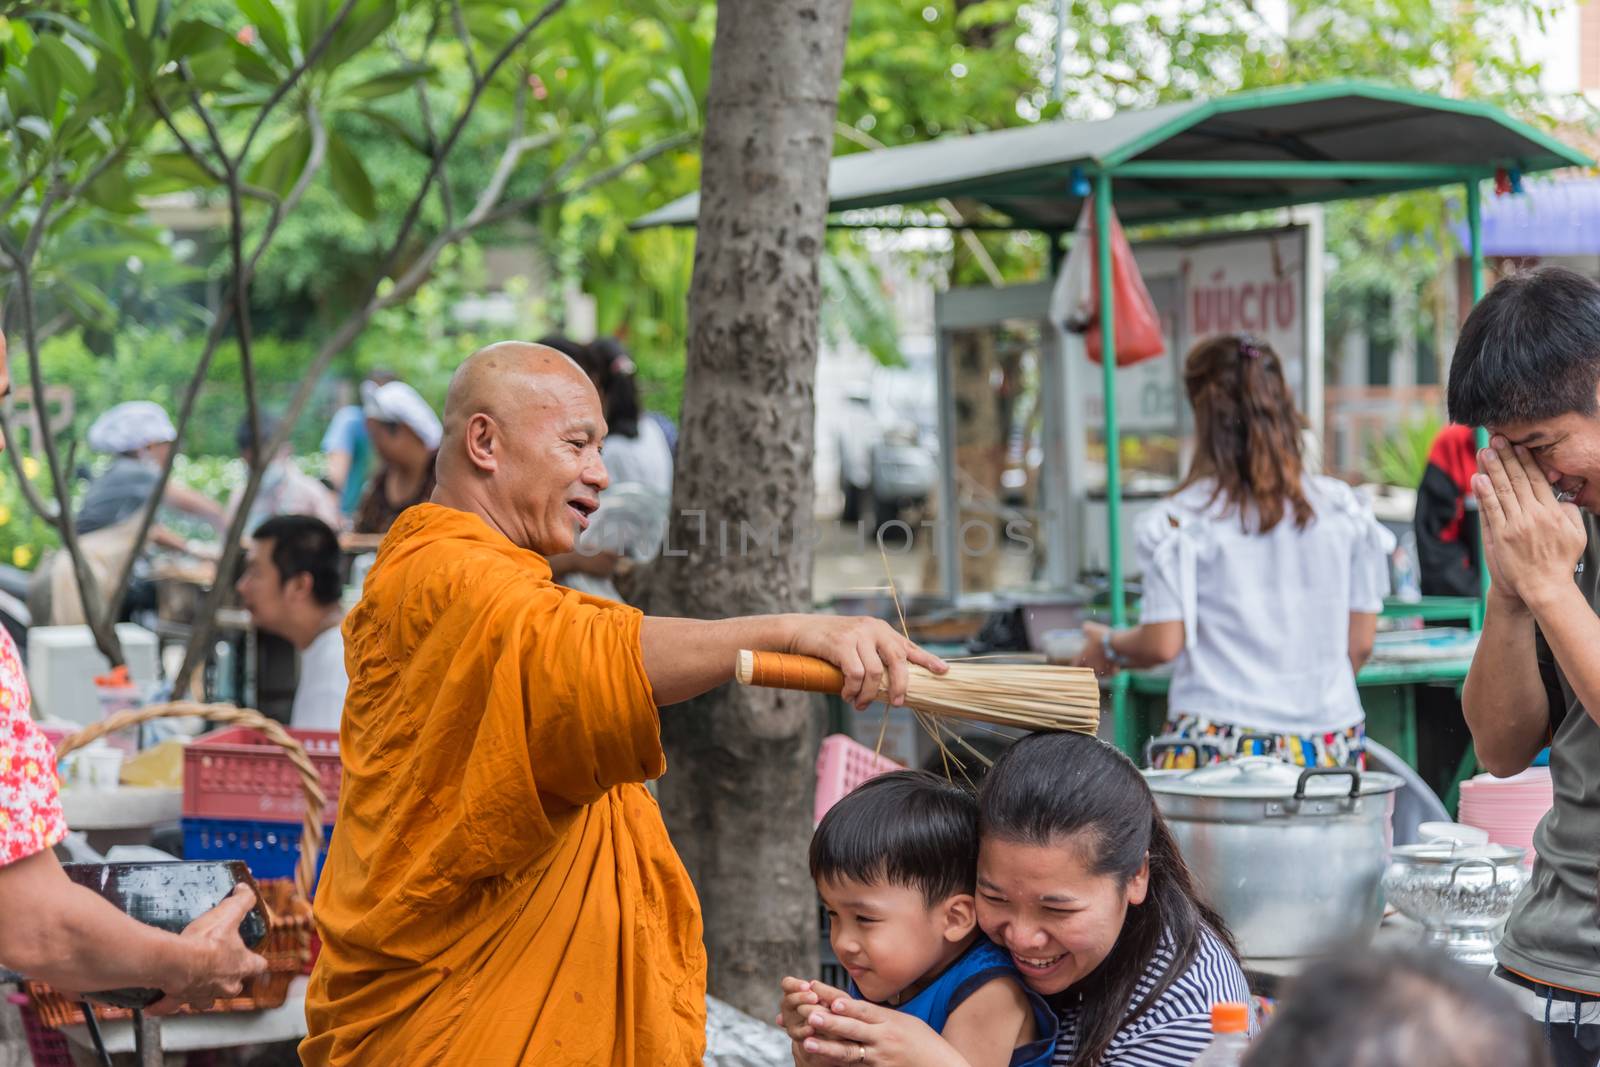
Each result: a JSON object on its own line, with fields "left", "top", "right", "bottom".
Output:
{"left": 1145, "top": 736, "right": 1226, "bottom": 767}
{"left": 1449, "top": 857, "right": 1500, "bottom": 887}
{"left": 1293, "top": 766, "right": 1361, "bottom": 800}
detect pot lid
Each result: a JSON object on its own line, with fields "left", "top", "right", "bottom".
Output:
{"left": 1389, "top": 842, "right": 1526, "bottom": 866}
{"left": 1145, "top": 756, "right": 1403, "bottom": 799}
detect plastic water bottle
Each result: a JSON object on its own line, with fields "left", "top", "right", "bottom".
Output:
{"left": 1192, "top": 1001, "right": 1251, "bottom": 1066}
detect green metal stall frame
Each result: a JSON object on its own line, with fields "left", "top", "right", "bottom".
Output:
{"left": 636, "top": 80, "right": 1591, "bottom": 755}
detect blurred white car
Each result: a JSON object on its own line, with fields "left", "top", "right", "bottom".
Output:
{"left": 836, "top": 352, "right": 939, "bottom": 525}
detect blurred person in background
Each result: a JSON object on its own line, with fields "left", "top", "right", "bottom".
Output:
{"left": 1077, "top": 334, "right": 1393, "bottom": 770}
{"left": 231, "top": 412, "right": 341, "bottom": 533}
{"left": 544, "top": 337, "right": 674, "bottom": 601}
{"left": 236, "top": 514, "right": 347, "bottom": 732}
{"left": 320, "top": 369, "right": 395, "bottom": 519}
{"left": 1243, "top": 948, "right": 1550, "bottom": 1067}
{"left": 352, "top": 381, "right": 440, "bottom": 536}
{"left": 34, "top": 400, "right": 225, "bottom": 625}
{"left": 0, "top": 338, "right": 266, "bottom": 1006}
{"left": 1414, "top": 422, "right": 1483, "bottom": 597}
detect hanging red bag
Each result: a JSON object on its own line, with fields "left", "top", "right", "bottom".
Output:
{"left": 1049, "top": 196, "right": 1165, "bottom": 366}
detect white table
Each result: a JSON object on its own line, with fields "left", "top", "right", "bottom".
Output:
{"left": 59, "top": 975, "right": 307, "bottom": 1056}
{"left": 59, "top": 787, "right": 183, "bottom": 831}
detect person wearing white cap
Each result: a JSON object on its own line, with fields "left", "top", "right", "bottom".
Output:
{"left": 33, "top": 401, "right": 225, "bottom": 625}
{"left": 352, "top": 381, "right": 442, "bottom": 535}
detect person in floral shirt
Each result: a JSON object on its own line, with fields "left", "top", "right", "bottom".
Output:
{"left": 0, "top": 331, "right": 266, "bottom": 1008}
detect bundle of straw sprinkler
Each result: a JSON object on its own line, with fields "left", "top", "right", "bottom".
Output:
{"left": 734, "top": 649, "right": 1100, "bottom": 735}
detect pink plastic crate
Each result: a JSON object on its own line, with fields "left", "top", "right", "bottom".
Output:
{"left": 814, "top": 733, "right": 903, "bottom": 825}
{"left": 183, "top": 726, "right": 342, "bottom": 822}
{"left": 6, "top": 993, "right": 73, "bottom": 1067}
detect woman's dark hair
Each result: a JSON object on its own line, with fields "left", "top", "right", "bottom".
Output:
{"left": 810, "top": 770, "right": 978, "bottom": 904}
{"left": 979, "top": 732, "right": 1235, "bottom": 1067}
{"left": 250, "top": 514, "right": 342, "bottom": 606}
{"left": 536, "top": 334, "right": 591, "bottom": 364}
{"left": 589, "top": 337, "right": 641, "bottom": 438}
{"left": 1448, "top": 266, "right": 1600, "bottom": 429}
{"left": 1179, "top": 333, "right": 1313, "bottom": 533}
{"left": 1242, "top": 947, "right": 1550, "bottom": 1067}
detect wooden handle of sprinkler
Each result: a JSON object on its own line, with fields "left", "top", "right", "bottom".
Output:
{"left": 736, "top": 649, "right": 850, "bottom": 694}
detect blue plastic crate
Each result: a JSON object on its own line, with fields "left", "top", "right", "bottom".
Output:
{"left": 182, "top": 817, "right": 332, "bottom": 890}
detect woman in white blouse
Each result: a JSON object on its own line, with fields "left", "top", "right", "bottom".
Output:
{"left": 1079, "top": 333, "right": 1395, "bottom": 768}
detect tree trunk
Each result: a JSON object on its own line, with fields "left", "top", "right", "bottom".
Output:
{"left": 643, "top": 0, "right": 853, "bottom": 1019}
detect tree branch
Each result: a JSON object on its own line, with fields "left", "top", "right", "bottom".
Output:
{"left": 0, "top": 406, "right": 61, "bottom": 526}
{"left": 451, "top": 0, "right": 481, "bottom": 84}
{"left": 171, "top": 0, "right": 572, "bottom": 694}
{"left": 483, "top": 130, "right": 693, "bottom": 227}
{"left": 150, "top": 90, "right": 228, "bottom": 184}
{"left": 834, "top": 121, "right": 1004, "bottom": 288}
{"left": 239, "top": 0, "right": 361, "bottom": 160}
{"left": 9, "top": 206, "right": 120, "bottom": 661}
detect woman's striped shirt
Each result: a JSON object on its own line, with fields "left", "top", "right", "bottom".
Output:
{"left": 1051, "top": 926, "right": 1251, "bottom": 1066}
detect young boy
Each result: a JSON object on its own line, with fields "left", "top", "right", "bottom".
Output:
{"left": 779, "top": 771, "right": 1057, "bottom": 1067}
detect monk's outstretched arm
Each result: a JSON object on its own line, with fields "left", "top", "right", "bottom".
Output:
{"left": 640, "top": 614, "right": 947, "bottom": 709}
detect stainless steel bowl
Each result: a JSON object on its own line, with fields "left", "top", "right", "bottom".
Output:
{"left": 1381, "top": 843, "right": 1527, "bottom": 968}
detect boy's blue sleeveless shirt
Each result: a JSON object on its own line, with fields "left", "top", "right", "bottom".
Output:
{"left": 848, "top": 938, "right": 1058, "bottom": 1066}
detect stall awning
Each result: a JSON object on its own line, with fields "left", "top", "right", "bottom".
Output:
{"left": 635, "top": 81, "right": 1591, "bottom": 230}
{"left": 1456, "top": 176, "right": 1600, "bottom": 257}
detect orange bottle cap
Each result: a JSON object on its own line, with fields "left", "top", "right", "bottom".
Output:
{"left": 1211, "top": 1001, "right": 1249, "bottom": 1033}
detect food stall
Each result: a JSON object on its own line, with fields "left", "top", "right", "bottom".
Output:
{"left": 639, "top": 80, "right": 1590, "bottom": 772}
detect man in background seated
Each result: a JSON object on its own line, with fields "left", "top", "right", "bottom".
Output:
{"left": 235, "top": 515, "right": 347, "bottom": 731}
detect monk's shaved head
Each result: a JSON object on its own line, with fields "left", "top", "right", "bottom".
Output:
{"left": 443, "top": 341, "right": 593, "bottom": 435}
{"left": 434, "top": 341, "right": 610, "bottom": 554}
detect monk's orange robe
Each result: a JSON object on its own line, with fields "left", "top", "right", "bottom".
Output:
{"left": 300, "top": 504, "right": 706, "bottom": 1065}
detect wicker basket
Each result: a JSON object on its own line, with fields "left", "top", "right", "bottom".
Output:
{"left": 27, "top": 702, "right": 324, "bottom": 1027}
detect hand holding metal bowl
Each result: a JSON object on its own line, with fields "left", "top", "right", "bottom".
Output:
{"left": 62, "top": 860, "right": 270, "bottom": 1008}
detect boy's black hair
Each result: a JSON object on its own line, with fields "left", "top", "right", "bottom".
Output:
{"left": 1448, "top": 266, "right": 1600, "bottom": 428}
{"left": 809, "top": 770, "right": 977, "bottom": 904}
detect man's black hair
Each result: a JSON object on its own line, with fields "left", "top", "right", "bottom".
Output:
{"left": 809, "top": 770, "right": 977, "bottom": 904}
{"left": 1242, "top": 947, "right": 1549, "bottom": 1067}
{"left": 251, "top": 514, "right": 342, "bottom": 606}
{"left": 1448, "top": 266, "right": 1600, "bottom": 428}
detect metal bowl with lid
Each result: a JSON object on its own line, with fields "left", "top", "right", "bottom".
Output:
{"left": 1146, "top": 756, "right": 1403, "bottom": 959}
{"left": 1382, "top": 842, "right": 1528, "bottom": 968}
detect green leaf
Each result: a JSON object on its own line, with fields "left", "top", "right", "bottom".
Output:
{"left": 19, "top": 12, "right": 113, "bottom": 56}
{"left": 145, "top": 150, "right": 221, "bottom": 188}
{"left": 336, "top": 62, "right": 432, "bottom": 102}
{"left": 248, "top": 123, "right": 313, "bottom": 196}
{"left": 325, "top": 129, "right": 376, "bottom": 219}
{"left": 295, "top": 0, "right": 329, "bottom": 58}
{"left": 349, "top": 105, "right": 428, "bottom": 155}
{"left": 35, "top": 36, "right": 92, "bottom": 98}
{"left": 228, "top": 38, "right": 281, "bottom": 85}
{"left": 318, "top": 0, "right": 396, "bottom": 69}
{"left": 25, "top": 37, "right": 62, "bottom": 122}
{"left": 236, "top": 0, "right": 294, "bottom": 67}
{"left": 167, "top": 18, "right": 236, "bottom": 63}
{"left": 132, "top": 0, "right": 162, "bottom": 34}
{"left": 83, "top": 165, "right": 141, "bottom": 213}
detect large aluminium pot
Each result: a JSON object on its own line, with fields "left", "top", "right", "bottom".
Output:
{"left": 1146, "top": 757, "right": 1403, "bottom": 959}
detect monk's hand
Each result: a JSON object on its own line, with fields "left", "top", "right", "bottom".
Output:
{"left": 778, "top": 976, "right": 822, "bottom": 1041}
{"left": 1474, "top": 437, "right": 1586, "bottom": 614}
{"left": 803, "top": 997, "right": 964, "bottom": 1067}
{"left": 788, "top": 616, "right": 949, "bottom": 710}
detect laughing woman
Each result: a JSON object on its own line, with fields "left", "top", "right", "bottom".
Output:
{"left": 793, "top": 733, "right": 1252, "bottom": 1066}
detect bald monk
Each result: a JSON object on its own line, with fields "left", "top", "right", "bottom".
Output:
{"left": 301, "top": 343, "right": 946, "bottom": 1065}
